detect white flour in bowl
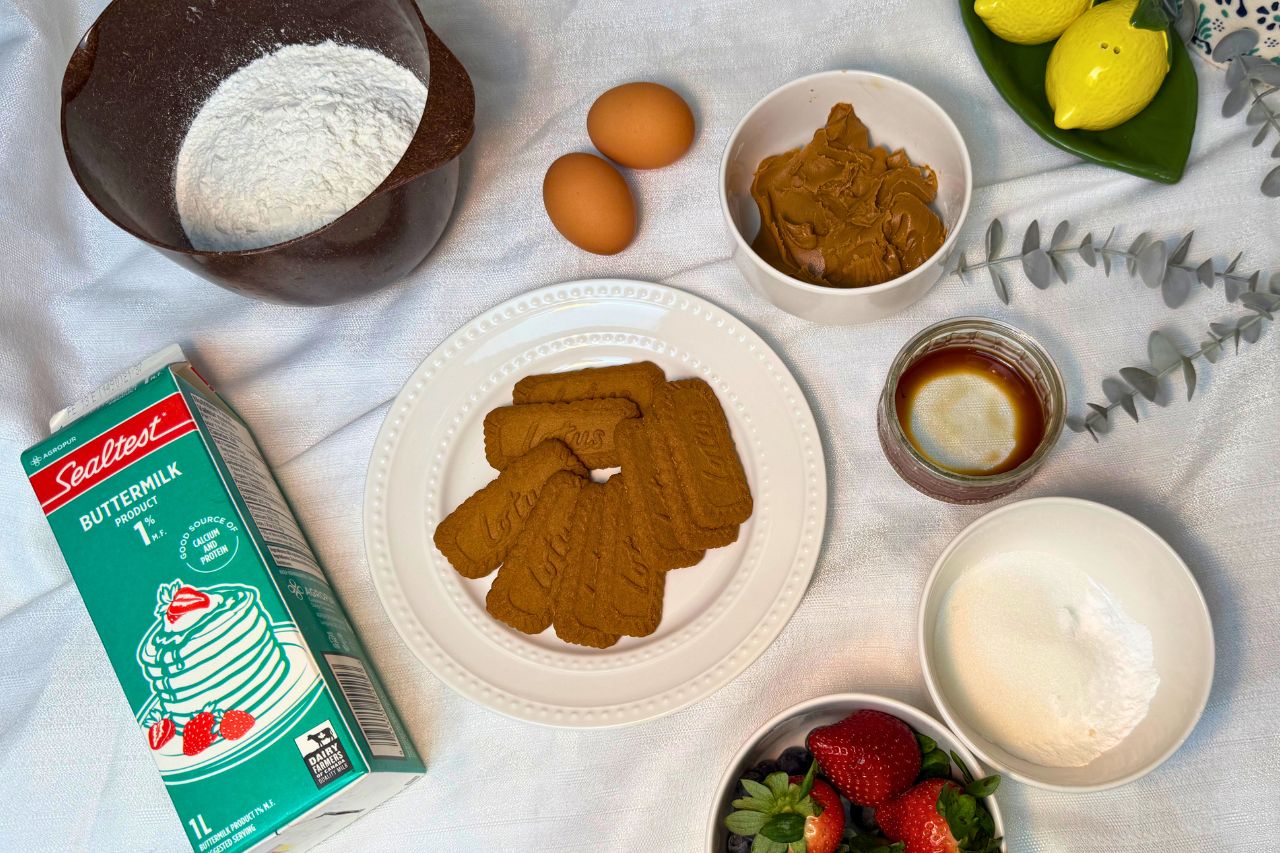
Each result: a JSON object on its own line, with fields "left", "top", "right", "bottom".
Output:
{"left": 935, "top": 551, "right": 1160, "bottom": 768}
{"left": 174, "top": 41, "right": 427, "bottom": 252}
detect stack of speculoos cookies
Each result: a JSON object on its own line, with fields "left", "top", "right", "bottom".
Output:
{"left": 432, "top": 361, "right": 753, "bottom": 648}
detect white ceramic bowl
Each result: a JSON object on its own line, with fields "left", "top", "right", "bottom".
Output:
{"left": 705, "top": 693, "right": 1005, "bottom": 851}
{"left": 919, "top": 497, "right": 1215, "bottom": 792}
{"left": 720, "top": 70, "right": 972, "bottom": 324}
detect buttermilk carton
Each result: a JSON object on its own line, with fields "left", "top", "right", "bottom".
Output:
{"left": 21, "top": 347, "right": 423, "bottom": 853}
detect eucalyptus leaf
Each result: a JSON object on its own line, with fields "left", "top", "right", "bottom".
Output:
{"left": 1170, "top": 231, "right": 1193, "bottom": 265}
{"left": 1223, "top": 80, "right": 1252, "bottom": 118}
{"left": 1050, "top": 252, "right": 1068, "bottom": 283}
{"left": 1250, "top": 62, "right": 1280, "bottom": 87}
{"left": 1182, "top": 357, "right": 1197, "bottom": 401}
{"left": 1262, "top": 163, "right": 1280, "bottom": 197}
{"left": 1101, "top": 376, "right": 1129, "bottom": 404}
{"left": 1102, "top": 250, "right": 1112, "bottom": 276}
{"left": 985, "top": 219, "right": 1003, "bottom": 261}
{"left": 1214, "top": 28, "right": 1260, "bottom": 62}
{"left": 1249, "top": 270, "right": 1262, "bottom": 292}
{"left": 1079, "top": 233, "right": 1097, "bottom": 267}
{"left": 1086, "top": 404, "right": 1113, "bottom": 433}
{"left": 1022, "top": 220, "right": 1040, "bottom": 256}
{"left": 1226, "top": 52, "right": 1248, "bottom": 88}
{"left": 1202, "top": 339, "right": 1224, "bottom": 363}
{"left": 1119, "top": 393, "right": 1139, "bottom": 422}
{"left": 1065, "top": 416, "right": 1088, "bottom": 433}
{"left": 1148, "top": 331, "right": 1182, "bottom": 372}
{"left": 1253, "top": 123, "right": 1270, "bottom": 148}
{"left": 1051, "top": 220, "right": 1070, "bottom": 250}
{"left": 1241, "top": 291, "right": 1280, "bottom": 313}
{"left": 989, "top": 267, "right": 1009, "bottom": 305}
{"left": 1273, "top": 139, "right": 1280, "bottom": 158}
{"left": 1225, "top": 277, "right": 1243, "bottom": 303}
{"left": 1196, "top": 258, "right": 1215, "bottom": 288}
{"left": 1241, "top": 317, "right": 1264, "bottom": 343}
{"left": 1176, "top": 0, "right": 1197, "bottom": 39}
{"left": 953, "top": 251, "right": 969, "bottom": 276}
{"left": 1163, "top": 266, "right": 1194, "bottom": 307}
{"left": 1023, "top": 249, "right": 1052, "bottom": 289}
{"left": 1246, "top": 99, "right": 1269, "bottom": 127}
{"left": 1085, "top": 423, "right": 1099, "bottom": 442}
{"left": 1226, "top": 252, "right": 1243, "bottom": 274}
{"left": 1120, "top": 367, "right": 1159, "bottom": 402}
{"left": 1138, "top": 241, "right": 1168, "bottom": 288}
{"left": 1270, "top": 272, "right": 1280, "bottom": 295}
{"left": 1210, "top": 321, "right": 1234, "bottom": 340}
{"left": 1087, "top": 402, "right": 1111, "bottom": 422}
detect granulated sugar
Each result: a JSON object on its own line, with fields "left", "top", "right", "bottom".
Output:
{"left": 935, "top": 551, "right": 1159, "bottom": 767}
{"left": 174, "top": 41, "right": 427, "bottom": 252}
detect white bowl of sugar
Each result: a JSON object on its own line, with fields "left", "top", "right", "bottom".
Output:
{"left": 918, "top": 497, "right": 1214, "bottom": 792}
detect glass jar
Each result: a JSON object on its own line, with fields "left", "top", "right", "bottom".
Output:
{"left": 877, "top": 317, "right": 1065, "bottom": 504}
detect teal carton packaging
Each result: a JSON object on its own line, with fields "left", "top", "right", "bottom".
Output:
{"left": 22, "top": 347, "right": 423, "bottom": 853}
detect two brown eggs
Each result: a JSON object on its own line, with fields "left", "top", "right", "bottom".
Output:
{"left": 542, "top": 82, "right": 695, "bottom": 255}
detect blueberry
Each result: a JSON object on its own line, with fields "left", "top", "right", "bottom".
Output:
{"left": 777, "top": 746, "right": 813, "bottom": 776}
{"left": 851, "top": 805, "right": 879, "bottom": 833}
{"left": 738, "top": 766, "right": 766, "bottom": 794}
{"left": 726, "top": 833, "right": 751, "bottom": 853}
{"left": 752, "top": 758, "right": 780, "bottom": 777}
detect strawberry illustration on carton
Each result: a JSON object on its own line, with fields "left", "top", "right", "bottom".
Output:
{"left": 22, "top": 346, "right": 424, "bottom": 853}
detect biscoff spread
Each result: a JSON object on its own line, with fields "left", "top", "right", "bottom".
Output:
{"left": 750, "top": 102, "right": 946, "bottom": 288}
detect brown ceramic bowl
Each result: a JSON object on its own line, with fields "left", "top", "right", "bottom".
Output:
{"left": 61, "top": 0, "right": 475, "bottom": 305}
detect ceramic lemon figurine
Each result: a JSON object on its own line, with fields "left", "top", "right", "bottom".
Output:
{"left": 974, "top": 0, "right": 1092, "bottom": 45}
{"left": 1046, "top": 0, "right": 1170, "bottom": 130}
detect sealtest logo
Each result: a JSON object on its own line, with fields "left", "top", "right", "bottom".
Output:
{"left": 29, "top": 393, "right": 197, "bottom": 515}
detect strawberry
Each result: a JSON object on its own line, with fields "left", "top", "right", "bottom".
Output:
{"left": 166, "top": 586, "right": 211, "bottom": 624}
{"left": 806, "top": 710, "right": 921, "bottom": 807}
{"left": 875, "top": 765, "right": 1001, "bottom": 853}
{"left": 220, "top": 709, "right": 255, "bottom": 740}
{"left": 725, "top": 761, "right": 844, "bottom": 853}
{"left": 791, "top": 774, "right": 844, "bottom": 853}
{"left": 147, "top": 717, "right": 175, "bottom": 750}
{"left": 182, "top": 711, "right": 218, "bottom": 756}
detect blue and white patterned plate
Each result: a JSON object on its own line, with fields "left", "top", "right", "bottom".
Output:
{"left": 1188, "top": 0, "right": 1280, "bottom": 67}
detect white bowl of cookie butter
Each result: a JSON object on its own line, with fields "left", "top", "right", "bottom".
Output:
{"left": 720, "top": 70, "right": 972, "bottom": 324}
{"left": 919, "top": 497, "right": 1215, "bottom": 792}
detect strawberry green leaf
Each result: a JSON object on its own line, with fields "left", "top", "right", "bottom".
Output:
{"left": 917, "top": 737, "right": 952, "bottom": 781}
{"left": 725, "top": 810, "right": 769, "bottom": 836}
{"left": 949, "top": 751, "right": 975, "bottom": 785}
{"left": 732, "top": 797, "right": 775, "bottom": 812}
{"left": 760, "top": 813, "right": 806, "bottom": 844}
{"left": 752, "top": 835, "right": 787, "bottom": 853}
{"left": 765, "top": 772, "right": 791, "bottom": 799}
{"left": 740, "top": 779, "right": 772, "bottom": 801}
{"left": 965, "top": 774, "right": 1001, "bottom": 798}
{"left": 797, "top": 759, "right": 817, "bottom": 799}
{"left": 795, "top": 798, "right": 817, "bottom": 818}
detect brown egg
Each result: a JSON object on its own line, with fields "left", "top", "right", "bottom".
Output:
{"left": 542, "top": 153, "right": 637, "bottom": 255}
{"left": 587, "top": 82, "right": 695, "bottom": 170}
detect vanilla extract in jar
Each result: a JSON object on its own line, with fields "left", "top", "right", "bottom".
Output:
{"left": 877, "top": 318, "right": 1064, "bottom": 503}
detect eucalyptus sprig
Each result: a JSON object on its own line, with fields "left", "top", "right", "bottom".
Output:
{"left": 953, "top": 217, "right": 1280, "bottom": 441}
{"left": 1214, "top": 28, "right": 1280, "bottom": 196}
{"left": 1070, "top": 296, "right": 1278, "bottom": 439}
{"left": 951, "top": 218, "right": 1278, "bottom": 307}
{"left": 1130, "top": 0, "right": 1196, "bottom": 39}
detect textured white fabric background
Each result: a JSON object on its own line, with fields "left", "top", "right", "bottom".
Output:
{"left": 2, "top": 0, "right": 1278, "bottom": 850}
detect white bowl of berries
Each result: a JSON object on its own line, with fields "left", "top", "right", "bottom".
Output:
{"left": 706, "top": 694, "right": 1005, "bottom": 853}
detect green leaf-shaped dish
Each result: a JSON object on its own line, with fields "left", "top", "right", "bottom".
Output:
{"left": 958, "top": 0, "right": 1198, "bottom": 184}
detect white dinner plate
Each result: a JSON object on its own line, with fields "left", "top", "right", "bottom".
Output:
{"left": 363, "top": 280, "right": 826, "bottom": 727}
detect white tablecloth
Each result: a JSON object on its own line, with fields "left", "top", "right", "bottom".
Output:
{"left": 2, "top": 0, "right": 1277, "bottom": 850}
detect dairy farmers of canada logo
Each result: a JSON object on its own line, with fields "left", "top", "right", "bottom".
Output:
{"left": 135, "top": 579, "right": 322, "bottom": 782}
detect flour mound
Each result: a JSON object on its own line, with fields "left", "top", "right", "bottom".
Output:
{"left": 175, "top": 41, "right": 427, "bottom": 252}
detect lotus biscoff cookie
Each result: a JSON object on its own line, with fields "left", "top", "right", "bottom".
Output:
{"left": 592, "top": 476, "right": 666, "bottom": 637}
{"left": 485, "top": 471, "right": 584, "bottom": 634}
{"left": 511, "top": 360, "right": 665, "bottom": 411}
{"left": 552, "top": 482, "right": 621, "bottom": 648}
{"left": 655, "top": 379, "right": 753, "bottom": 530}
{"left": 614, "top": 418, "right": 706, "bottom": 569}
{"left": 483, "top": 398, "right": 639, "bottom": 470}
{"left": 434, "top": 439, "right": 587, "bottom": 579}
